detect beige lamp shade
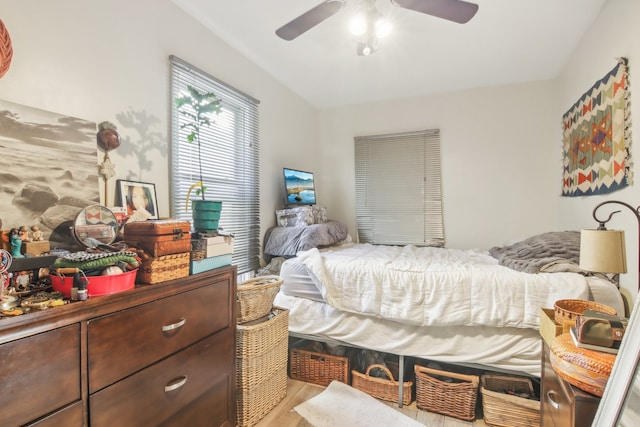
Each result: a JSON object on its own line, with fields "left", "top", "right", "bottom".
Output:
{"left": 579, "top": 229, "right": 627, "bottom": 274}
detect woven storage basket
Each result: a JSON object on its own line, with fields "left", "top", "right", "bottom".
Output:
{"left": 554, "top": 299, "right": 616, "bottom": 332}
{"left": 236, "top": 365, "right": 287, "bottom": 427}
{"left": 352, "top": 363, "right": 413, "bottom": 405}
{"left": 414, "top": 365, "right": 479, "bottom": 421}
{"left": 480, "top": 374, "right": 540, "bottom": 427}
{"left": 236, "top": 308, "right": 289, "bottom": 390}
{"left": 289, "top": 345, "right": 350, "bottom": 387}
{"left": 190, "top": 249, "right": 205, "bottom": 261}
{"left": 191, "top": 238, "right": 206, "bottom": 251}
{"left": 137, "top": 252, "right": 190, "bottom": 284}
{"left": 237, "top": 275, "right": 283, "bottom": 324}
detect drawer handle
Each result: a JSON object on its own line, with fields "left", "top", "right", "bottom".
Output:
{"left": 546, "top": 390, "right": 561, "bottom": 410}
{"left": 162, "top": 318, "right": 186, "bottom": 332}
{"left": 164, "top": 375, "right": 188, "bottom": 393}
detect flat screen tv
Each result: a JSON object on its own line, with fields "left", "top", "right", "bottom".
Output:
{"left": 283, "top": 168, "right": 316, "bottom": 206}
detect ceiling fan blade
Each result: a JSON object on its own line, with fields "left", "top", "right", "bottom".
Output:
{"left": 391, "top": 0, "right": 479, "bottom": 24}
{"left": 275, "top": 0, "right": 346, "bottom": 41}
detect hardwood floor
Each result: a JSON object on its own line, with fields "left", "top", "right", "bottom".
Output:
{"left": 254, "top": 378, "right": 489, "bottom": 426}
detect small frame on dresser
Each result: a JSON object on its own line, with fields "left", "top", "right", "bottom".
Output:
{"left": 115, "top": 179, "right": 159, "bottom": 219}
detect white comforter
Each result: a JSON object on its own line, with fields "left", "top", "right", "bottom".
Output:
{"left": 295, "top": 243, "right": 591, "bottom": 329}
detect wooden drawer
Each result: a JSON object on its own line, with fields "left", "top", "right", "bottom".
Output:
{"left": 0, "top": 324, "right": 81, "bottom": 426}
{"left": 90, "top": 328, "right": 233, "bottom": 427}
{"left": 28, "top": 401, "right": 84, "bottom": 426}
{"left": 542, "top": 345, "right": 571, "bottom": 427}
{"left": 88, "top": 282, "right": 230, "bottom": 393}
{"left": 541, "top": 342, "right": 600, "bottom": 427}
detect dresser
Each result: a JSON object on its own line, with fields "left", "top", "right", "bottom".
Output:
{"left": 0, "top": 265, "right": 236, "bottom": 426}
{"left": 541, "top": 342, "right": 600, "bottom": 427}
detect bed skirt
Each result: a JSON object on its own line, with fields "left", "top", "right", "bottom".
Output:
{"left": 274, "top": 293, "right": 544, "bottom": 377}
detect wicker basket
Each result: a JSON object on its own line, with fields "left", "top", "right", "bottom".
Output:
{"left": 554, "top": 299, "right": 617, "bottom": 332}
{"left": 289, "top": 345, "right": 350, "bottom": 386}
{"left": 236, "top": 308, "right": 289, "bottom": 426}
{"left": 236, "top": 308, "right": 289, "bottom": 390}
{"left": 480, "top": 374, "right": 540, "bottom": 427}
{"left": 190, "top": 249, "right": 205, "bottom": 261}
{"left": 137, "top": 252, "right": 190, "bottom": 284}
{"left": 352, "top": 363, "right": 413, "bottom": 405}
{"left": 237, "top": 275, "right": 283, "bottom": 324}
{"left": 236, "top": 365, "right": 287, "bottom": 427}
{"left": 414, "top": 365, "right": 479, "bottom": 421}
{"left": 191, "top": 238, "right": 206, "bottom": 251}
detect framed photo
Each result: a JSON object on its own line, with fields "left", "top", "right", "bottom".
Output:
{"left": 115, "top": 180, "right": 159, "bottom": 219}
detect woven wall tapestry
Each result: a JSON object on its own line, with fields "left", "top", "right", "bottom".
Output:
{"left": 562, "top": 57, "right": 632, "bottom": 197}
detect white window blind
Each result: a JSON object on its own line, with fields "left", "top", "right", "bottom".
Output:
{"left": 354, "top": 129, "right": 444, "bottom": 246}
{"left": 170, "top": 55, "right": 261, "bottom": 273}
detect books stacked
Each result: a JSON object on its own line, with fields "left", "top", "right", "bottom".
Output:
{"left": 190, "top": 231, "right": 234, "bottom": 274}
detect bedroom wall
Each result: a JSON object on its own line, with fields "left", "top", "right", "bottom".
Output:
{"left": 0, "top": 0, "right": 320, "bottom": 249}
{"left": 317, "top": 79, "right": 561, "bottom": 250}
{"left": 557, "top": 0, "right": 640, "bottom": 302}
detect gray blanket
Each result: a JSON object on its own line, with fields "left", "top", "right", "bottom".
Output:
{"left": 264, "top": 221, "right": 349, "bottom": 259}
{"left": 489, "top": 231, "right": 582, "bottom": 274}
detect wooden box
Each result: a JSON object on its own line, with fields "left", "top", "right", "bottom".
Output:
{"left": 21, "top": 240, "right": 51, "bottom": 256}
{"left": 540, "top": 307, "right": 562, "bottom": 347}
{"left": 124, "top": 220, "right": 191, "bottom": 257}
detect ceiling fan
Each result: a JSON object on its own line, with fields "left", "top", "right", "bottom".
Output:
{"left": 275, "top": 0, "right": 479, "bottom": 45}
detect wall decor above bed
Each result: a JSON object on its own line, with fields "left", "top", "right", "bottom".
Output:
{"left": 562, "top": 57, "right": 632, "bottom": 197}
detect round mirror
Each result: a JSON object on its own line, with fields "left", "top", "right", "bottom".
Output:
{"left": 72, "top": 205, "right": 119, "bottom": 248}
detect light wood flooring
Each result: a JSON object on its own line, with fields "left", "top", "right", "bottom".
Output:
{"left": 254, "top": 378, "right": 489, "bottom": 427}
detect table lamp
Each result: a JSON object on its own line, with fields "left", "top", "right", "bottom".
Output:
{"left": 579, "top": 200, "right": 636, "bottom": 291}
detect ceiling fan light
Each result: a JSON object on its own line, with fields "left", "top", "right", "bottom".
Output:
{"left": 357, "top": 37, "right": 378, "bottom": 56}
{"left": 375, "top": 18, "right": 392, "bottom": 38}
{"left": 349, "top": 13, "right": 367, "bottom": 36}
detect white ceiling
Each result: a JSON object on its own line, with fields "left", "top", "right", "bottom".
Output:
{"left": 172, "top": 0, "right": 607, "bottom": 109}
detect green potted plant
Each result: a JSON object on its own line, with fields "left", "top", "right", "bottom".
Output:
{"left": 175, "top": 85, "right": 223, "bottom": 232}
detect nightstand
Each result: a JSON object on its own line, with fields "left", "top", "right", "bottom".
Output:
{"left": 541, "top": 341, "right": 600, "bottom": 426}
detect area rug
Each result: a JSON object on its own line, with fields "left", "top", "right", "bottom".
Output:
{"left": 293, "top": 381, "right": 424, "bottom": 427}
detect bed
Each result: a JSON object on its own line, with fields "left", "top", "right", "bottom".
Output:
{"left": 265, "top": 225, "right": 625, "bottom": 381}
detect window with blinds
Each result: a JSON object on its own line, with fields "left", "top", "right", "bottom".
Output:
{"left": 354, "top": 129, "right": 444, "bottom": 247}
{"left": 169, "top": 55, "right": 261, "bottom": 274}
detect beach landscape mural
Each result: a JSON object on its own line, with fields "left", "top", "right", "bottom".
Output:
{"left": 0, "top": 99, "right": 99, "bottom": 250}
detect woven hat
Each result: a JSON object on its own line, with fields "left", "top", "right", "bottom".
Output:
{"left": 0, "top": 19, "right": 13, "bottom": 78}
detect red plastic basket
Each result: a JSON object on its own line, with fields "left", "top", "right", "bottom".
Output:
{"left": 51, "top": 269, "right": 137, "bottom": 298}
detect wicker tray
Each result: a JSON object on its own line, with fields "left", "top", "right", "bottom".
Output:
{"left": 137, "top": 252, "right": 190, "bottom": 284}
{"left": 480, "top": 374, "right": 540, "bottom": 427}
{"left": 414, "top": 365, "right": 479, "bottom": 421}
{"left": 237, "top": 275, "right": 283, "bottom": 324}
{"left": 554, "top": 299, "right": 617, "bottom": 323}
{"left": 289, "top": 345, "right": 350, "bottom": 387}
{"left": 352, "top": 363, "right": 413, "bottom": 405}
{"left": 554, "top": 299, "right": 617, "bottom": 333}
{"left": 236, "top": 308, "right": 289, "bottom": 390}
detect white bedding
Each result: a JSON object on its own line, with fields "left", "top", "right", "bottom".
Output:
{"left": 294, "top": 243, "right": 610, "bottom": 329}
